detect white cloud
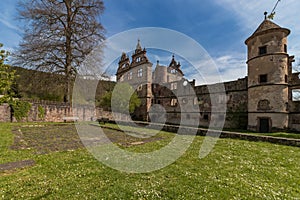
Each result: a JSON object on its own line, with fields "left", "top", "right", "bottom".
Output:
{"left": 207, "top": 0, "right": 300, "bottom": 79}
{"left": 182, "top": 53, "right": 247, "bottom": 86}
{"left": 214, "top": 0, "right": 300, "bottom": 56}
{"left": 0, "top": 17, "right": 22, "bottom": 33}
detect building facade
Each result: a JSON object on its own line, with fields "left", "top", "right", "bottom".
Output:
{"left": 116, "top": 19, "right": 300, "bottom": 132}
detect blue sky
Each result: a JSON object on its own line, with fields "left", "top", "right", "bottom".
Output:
{"left": 1, "top": 0, "right": 300, "bottom": 84}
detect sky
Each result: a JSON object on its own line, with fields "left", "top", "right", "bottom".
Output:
{"left": 1, "top": 0, "right": 300, "bottom": 84}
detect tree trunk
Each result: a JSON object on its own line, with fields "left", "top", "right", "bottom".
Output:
{"left": 64, "top": 0, "right": 72, "bottom": 103}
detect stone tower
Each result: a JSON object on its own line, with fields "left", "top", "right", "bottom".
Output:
{"left": 245, "top": 17, "right": 291, "bottom": 132}
{"left": 116, "top": 40, "right": 153, "bottom": 121}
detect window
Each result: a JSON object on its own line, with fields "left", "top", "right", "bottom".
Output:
{"left": 259, "top": 74, "right": 268, "bottom": 83}
{"left": 137, "top": 84, "right": 143, "bottom": 91}
{"left": 284, "top": 44, "right": 287, "bottom": 53}
{"left": 203, "top": 114, "right": 209, "bottom": 121}
{"left": 218, "top": 95, "right": 227, "bottom": 103}
{"left": 136, "top": 57, "right": 141, "bottom": 62}
{"left": 138, "top": 69, "right": 143, "bottom": 77}
{"left": 183, "top": 80, "right": 188, "bottom": 87}
{"left": 171, "top": 69, "right": 176, "bottom": 74}
{"left": 292, "top": 89, "right": 300, "bottom": 101}
{"left": 285, "top": 75, "right": 288, "bottom": 83}
{"left": 259, "top": 46, "right": 267, "bottom": 55}
{"left": 171, "top": 98, "right": 178, "bottom": 106}
{"left": 171, "top": 82, "right": 177, "bottom": 90}
{"left": 128, "top": 72, "right": 133, "bottom": 80}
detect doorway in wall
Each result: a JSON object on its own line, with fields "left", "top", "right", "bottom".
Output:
{"left": 259, "top": 118, "right": 270, "bottom": 133}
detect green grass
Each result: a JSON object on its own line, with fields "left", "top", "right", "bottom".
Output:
{"left": 0, "top": 123, "right": 300, "bottom": 199}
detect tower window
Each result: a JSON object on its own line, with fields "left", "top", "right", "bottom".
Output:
{"left": 138, "top": 69, "right": 143, "bottom": 77}
{"left": 171, "top": 98, "right": 178, "bottom": 106}
{"left": 171, "top": 82, "right": 177, "bottom": 90}
{"left": 259, "top": 46, "right": 267, "bottom": 55}
{"left": 284, "top": 44, "right": 287, "bottom": 53}
{"left": 203, "top": 114, "right": 209, "bottom": 121}
{"left": 128, "top": 72, "right": 133, "bottom": 80}
{"left": 285, "top": 75, "right": 288, "bottom": 83}
{"left": 259, "top": 74, "right": 268, "bottom": 83}
{"left": 171, "top": 69, "right": 177, "bottom": 74}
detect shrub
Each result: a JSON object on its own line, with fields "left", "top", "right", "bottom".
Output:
{"left": 11, "top": 101, "right": 32, "bottom": 121}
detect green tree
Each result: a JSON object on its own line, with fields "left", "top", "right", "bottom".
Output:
{"left": 100, "top": 83, "right": 141, "bottom": 114}
{"left": 0, "top": 44, "right": 31, "bottom": 122}
{"left": 0, "top": 43, "right": 16, "bottom": 104}
{"left": 13, "top": 0, "right": 105, "bottom": 103}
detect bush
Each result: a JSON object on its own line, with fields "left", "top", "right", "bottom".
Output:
{"left": 11, "top": 101, "right": 32, "bottom": 121}
{"left": 38, "top": 105, "right": 45, "bottom": 120}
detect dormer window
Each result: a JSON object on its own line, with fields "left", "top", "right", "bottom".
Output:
{"left": 136, "top": 57, "right": 141, "bottom": 62}
{"left": 259, "top": 46, "right": 267, "bottom": 55}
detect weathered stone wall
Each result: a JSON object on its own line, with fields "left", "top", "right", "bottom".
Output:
{"left": 150, "top": 77, "right": 248, "bottom": 129}
{"left": 0, "top": 104, "right": 11, "bottom": 122}
{"left": 0, "top": 100, "right": 115, "bottom": 123}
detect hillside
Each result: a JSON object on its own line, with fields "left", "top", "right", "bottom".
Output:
{"left": 13, "top": 67, "right": 115, "bottom": 104}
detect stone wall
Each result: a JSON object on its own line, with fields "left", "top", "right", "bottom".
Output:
{"left": 150, "top": 77, "right": 248, "bottom": 129}
{"left": 0, "top": 100, "right": 114, "bottom": 123}
{"left": 0, "top": 104, "right": 11, "bottom": 122}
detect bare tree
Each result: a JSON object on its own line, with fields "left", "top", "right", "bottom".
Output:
{"left": 13, "top": 0, "right": 105, "bottom": 102}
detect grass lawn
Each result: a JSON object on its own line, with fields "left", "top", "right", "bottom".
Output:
{"left": 0, "top": 122, "right": 299, "bottom": 199}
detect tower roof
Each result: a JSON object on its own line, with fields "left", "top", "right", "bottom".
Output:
{"left": 136, "top": 39, "right": 142, "bottom": 51}
{"left": 245, "top": 19, "right": 290, "bottom": 45}
{"left": 253, "top": 19, "right": 282, "bottom": 35}
{"left": 168, "top": 55, "right": 184, "bottom": 76}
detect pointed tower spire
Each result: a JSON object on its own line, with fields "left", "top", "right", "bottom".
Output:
{"left": 136, "top": 39, "right": 142, "bottom": 51}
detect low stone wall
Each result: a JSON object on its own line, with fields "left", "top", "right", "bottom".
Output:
{"left": 0, "top": 104, "right": 11, "bottom": 122}
{"left": 0, "top": 100, "right": 114, "bottom": 123}
{"left": 113, "top": 120, "right": 300, "bottom": 147}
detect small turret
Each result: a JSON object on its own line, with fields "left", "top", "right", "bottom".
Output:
{"left": 246, "top": 15, "right": 291, "bottom": 132}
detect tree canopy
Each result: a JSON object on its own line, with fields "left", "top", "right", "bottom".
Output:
{"left": 13, "top": 0, "right": 105, "bottom": 102}
{"left": 100, "top": 83, "right": 141, "bottom": 114}
{"left": 0, "top": 44, "right": 16, "bottom": 104}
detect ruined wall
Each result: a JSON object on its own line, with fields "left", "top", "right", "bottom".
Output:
{"left": 0, "top": 100, "right": 115, "bottom": 123}
{"left": 150, "top": 77, "right": 248, "bottom": 129}
{"left": 0, "top": 104, "right": 11, "bottom": 122}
